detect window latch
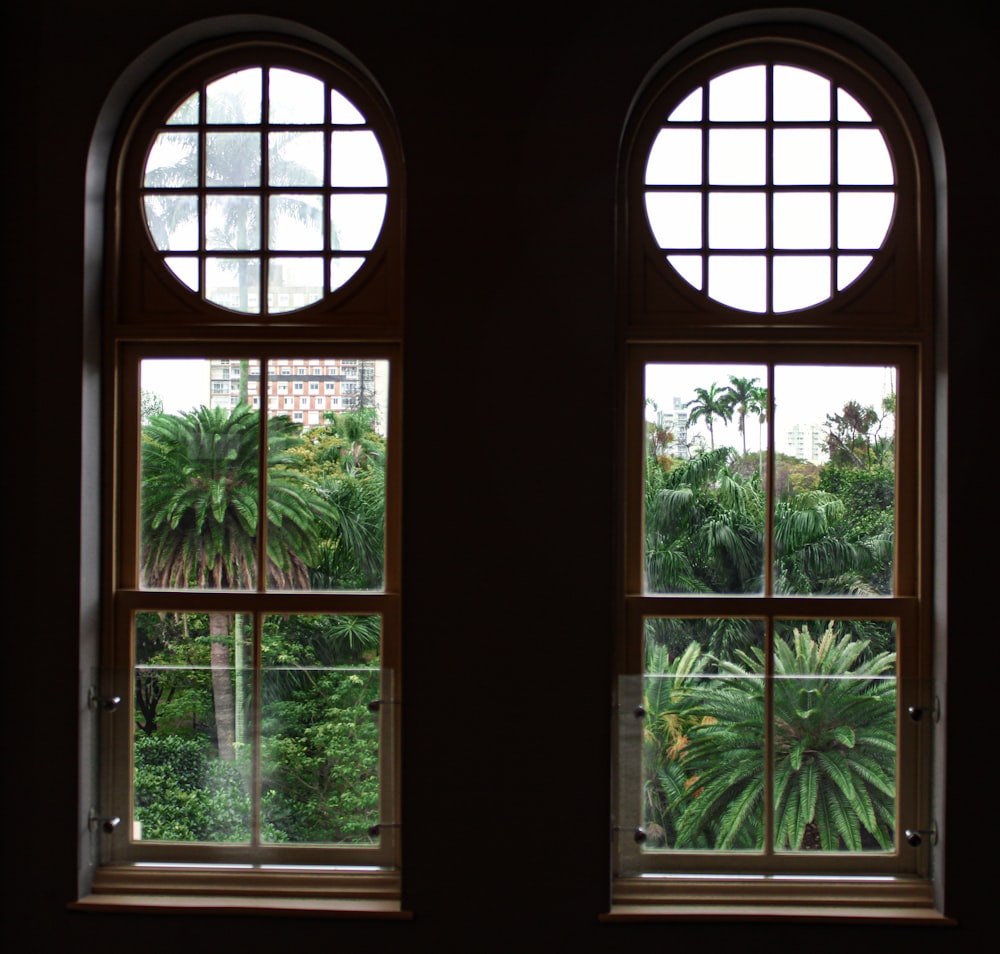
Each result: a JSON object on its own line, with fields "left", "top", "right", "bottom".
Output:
{"left": 903, "top": 822, "right": 938, "bottom": 847}
{"left": 88, "top": 808, "right": 121, "bottom": 834}
{"left": 88, "top": 687, "right": 122, "bottom": 712}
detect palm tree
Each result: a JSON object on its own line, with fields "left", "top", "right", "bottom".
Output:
{"left": 685, "top": 382, "right": 733, "bottom": 450}
{"left": 667, "top": 622, "right": 896, "bottom": 851}
{"left": 141, "top": 403, "right": 338, "bottom": 759}
{"left": 722, "top": 375, "right": 763, "bottom": 456}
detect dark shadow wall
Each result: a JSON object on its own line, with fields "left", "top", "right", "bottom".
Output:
{"left": 4, "top": 1, "right": 994, "bottom": 951}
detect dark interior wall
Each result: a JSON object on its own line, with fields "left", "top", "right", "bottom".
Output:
{"left": 5, "top": 1, "right": 994, "bottom": 950}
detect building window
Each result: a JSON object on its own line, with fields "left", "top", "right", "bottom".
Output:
{"left": 91, "top": 30, "right": 404, "bottom": 913}
{"left": 611, "top": 22, "right": 942, "bottom": 921}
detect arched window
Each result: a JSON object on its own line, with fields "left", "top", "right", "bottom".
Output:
{"left": 611, "top": 19, "right": 945, "bottom": 920}
{"left": 90, "top": 32, "right": 404, "bottom": 912}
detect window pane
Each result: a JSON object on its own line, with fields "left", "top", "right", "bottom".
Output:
{"left": 269, "top": 195, "right": 324, "bottom": 250}
{"left": 709, "top": 65, "right": 765, "bottom": 120}
{"left": 133, "top": 611, "right": 253, "bottom": 843}
{"left": 707, "top": 256, "right": 766, "bottom": 312}
{"left": 644, "top": 363, "right": 768, "bottom": 594}
{"left": 772, "top": 255, "right": 831, "bottom": 313}
{"left": 265, "top": 358, "right": 389, "bottom": 591}
{"left": 772, "top": 129, "right": 830, "bottom": 185}
{"left": 268, "top": 258, "right": 324, "bottom": 312}
{"left": 140, "top": 366, "right": 261, "bottom": 590}
{"left": 330, "top": 131, "right": 388, "bottom": 186}
{"left": 206, "top": 68, "right": 262, "bottom": 123}
{"left": 772, "top": 619, "right": 896, "bottom": 852}
{"left": 269, "top": 131, "right": 325, "bottom": 186}
{"left": 206, "top": 196, "right": 260, "bottom": 250}
{"left": 642, "top": 617, "right": 766, "bottom": 851}
{"left": 330, "top": 193, "right": 388, "bottom": 250}
{"left": 772, "top": 365, "right": 896, "bottom": 595}
{"left": 260, "top": 614, "right": 383, "bottom": 844}
{"left": 708, "top": 193, "right": 765, "bottom": 248}
{"left": 206, "top": 257, "right": 260, "bottom": 311}
{"left": 773, "top": 66, "right": 830, "bottom": 120}
{"left": 268, "top": 68, "right": 324, "bottom": 124}
{"left": 645, "top": 128, "right": 702, "bottom": 185}
{"left": 838, "top": 129, "right": 894, "bottom": 185}
{"left": 206, "top": 133, "right": 262, "bottom": 187}
{"left": 709, "top": 129, "right": 765, "bottom": 184}
{"left": 144, "top": 195, "right": 199, "bottom": 251}
{"left": 144, "top": 132, "right": 198, "bottom": 187}
{"left": 645, "top": 192, "right": 702, "bottom": 249}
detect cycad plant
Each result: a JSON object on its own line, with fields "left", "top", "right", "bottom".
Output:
{"left": 657, "top": 622, "right": 896, "bottom": 851}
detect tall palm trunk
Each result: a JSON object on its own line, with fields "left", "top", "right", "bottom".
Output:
{"left": 210, "top": 611, "right": 236, "bottom": 761}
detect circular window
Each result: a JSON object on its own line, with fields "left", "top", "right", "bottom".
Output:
{"left": 141, "top": 66, "right": 389, "bottom": 315}
{"left": 643, "top": 63, "right": 896, "bottom": 314}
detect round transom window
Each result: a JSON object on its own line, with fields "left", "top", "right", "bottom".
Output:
{"left": 643, "top": 63, "right": 896, "bottom": 313}
{"left": 142, "top": 66, "right": 389, "bottom": 315}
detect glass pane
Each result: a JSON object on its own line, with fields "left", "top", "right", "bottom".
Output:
{"left": 331, "top": 256, "right": 366, "bottom": 290}
{"left": 331, "top": 194, "right": 388, "bottom": 250}
{"left": 666, "top": 255, "right": 703, "bottom": 290}
{"left": 206, "top": 68, "right": 262, "bottom": 124}
{"left": 164, "top": 257, "right": 199, "bottom": 292}
{"left": 641, "top": 618, "right": 766, "bottom": 850}
{"left": 838, "top": 129, "right": 894, "bottom": 185}
{"left": 773, "top": 193, "right": 831, "bottom": 249}
{"left": 133, "top": 611, "right": 253, "bottom": 843}
{"left": 265, "top": 358, "right": 389, "bottom": 590}
{"left": 837, "top": 88, "right": 872, "bottom": 122}
{"left": 708, "top": 256, "right": 766, "bottom": 312}
{"left": 269, "top": 195, "right": 324, "bottom": 251}
{"left": 645, "top": 128, "right": 702, "bottom": 185}
{"left": 772, "top": 129, "right": 830, "bottom": 185}
{"left": 144, "top": 131, "right": 198, "bottom": 188}
{"left": 838, "top": 192, "right": 895, "bottom": 249}
{"left": 144, "top": 195, "right": 199, "bottom": 251}
{"left": 772, "top": 619, "right": 896, "bottom": 852}
{"left": 268, "top": 258, "right": 324, "bottom": 313}
{"left": 268, "top": 68, "right": 325, "bottom": 124}
{"left": 140, "top": 364, "right": 261, "bottom": 588}
{"left": 269, "top": 131, "right": 324, "bottom": 187}
{"left": 206, "top": 196, "right": 260, "bottom": 250}
{"left": 772, "top": 365, "right": 896, "bottom": 595}
{"left": 643, "top": 362, "right": 768, "bottom": 593}
{"left": 166, "top": 92, "right": 199, "bottom": 125}
{"left": 709, "top": 65, "right": 766, "bottom": 121}
{"left": 331, "top": 89, "right": 366, "bottom": 124}
{"left": 206, "top": 132, "right": 262, "bottom": 187}
{"left": 708, "top": 193, "right": 765, "bottom": 248}
{"left": 205, "top": 257, "right": 260, "bottom": 312}
{"left": 709, "top": 129, "right": 765, "bottom": 184}
{"left": 773, "top": 66, "right": 830, "bottom": 121}
{"left": 667, "top": 87, "right": 702, "bottom": 122}
{"left": 645, "top": 192, "right": 702, "bottom": 249}
{"left": 837, "top": 254, "right": 873, "bottom": 291}
{"left": 260, "top": 614, "right": 383, "bottom": 844}
{"left": 772, "top": 256, "right": 831, "bottom": 312}
{"left": 330, "top": 130, "right": 388, "bottom": 186}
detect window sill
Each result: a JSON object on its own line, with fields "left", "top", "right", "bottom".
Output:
{"left": 603, "top": 875, "right": 956, "bottom": 925}
{"left": 70, "top": 864, "right": 412, "bottom": 920}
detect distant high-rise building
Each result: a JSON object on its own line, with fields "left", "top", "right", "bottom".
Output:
{"left": 208, "top": 358, "right": 388, "bottom": 432}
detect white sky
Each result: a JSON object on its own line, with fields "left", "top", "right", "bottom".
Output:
{"left": 645, "top": 362, "right": 895, "bottom": 454}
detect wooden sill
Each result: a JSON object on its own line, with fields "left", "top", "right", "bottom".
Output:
{"left": 70, "top": 864, "right": 412, "bottom": 919}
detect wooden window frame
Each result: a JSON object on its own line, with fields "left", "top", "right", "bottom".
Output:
{"left": 608, "top": 23, "right": 947, "bottom": 923}
{"left": 79, "top": 34, "right": 408, "bottom": 916}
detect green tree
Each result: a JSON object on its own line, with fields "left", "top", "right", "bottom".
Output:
{"left": 722, "top": 375, "right": 763, "bottom": 456}
{"left": 685, "top": 382, "right": 733, "bottom": 451}
{"left": 140, "top": 404, "right": 338, "bottom": 759}
{"left": 663, "top": 623, "right": 896, "bottom": 852}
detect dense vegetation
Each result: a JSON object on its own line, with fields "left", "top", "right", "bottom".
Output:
{"left": 135, "top": 404, "right": 386, "bottom": 844}
{"left": 640, "top": 379, "right": 898, "bottom": 851}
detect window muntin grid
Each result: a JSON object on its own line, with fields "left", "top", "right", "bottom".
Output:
{"left": 643, "top": 64, "right": 896, "bottom": 314}
{"left": 142, "top": 66, "right": 389, "bottom": 315}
